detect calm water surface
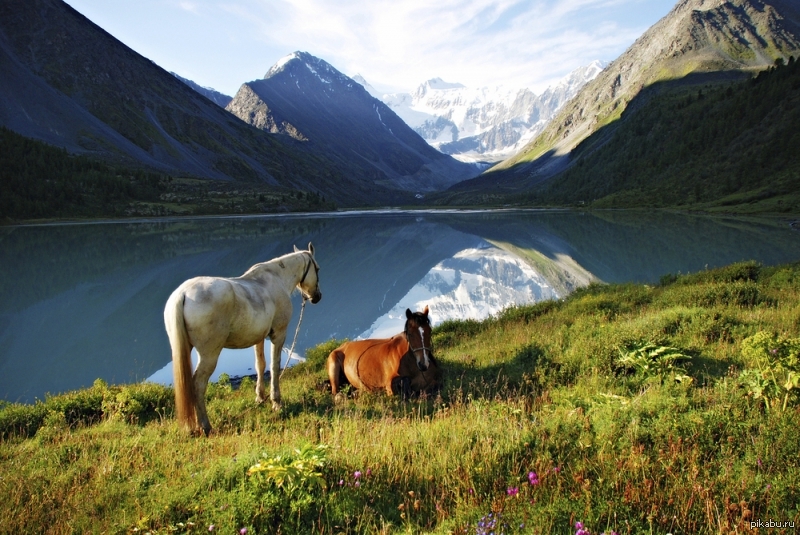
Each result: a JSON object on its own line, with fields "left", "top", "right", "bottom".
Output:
{"left": 1, "top": 209, "right": 799, "bottom": 403}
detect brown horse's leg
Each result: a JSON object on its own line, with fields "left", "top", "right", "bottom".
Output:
{"left": 254, "top": 340, "right": 267, "bottom": 404}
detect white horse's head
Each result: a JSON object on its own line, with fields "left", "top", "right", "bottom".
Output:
{"left": 295, "top": 242, "right": 322, "bottom": 304}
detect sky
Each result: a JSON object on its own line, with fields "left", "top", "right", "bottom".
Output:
{"left": 63, "top": 0, "right": 677, "bottom": 97}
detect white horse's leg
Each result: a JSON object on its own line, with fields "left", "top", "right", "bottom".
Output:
{"left": 254, "top": 340, "right": 267, "bottom": 404}
{"left": 269, "top": 330, "right": 286, "bottom": 410}
{"left": 193, "top": 349, "right": 220, "bottom": 436}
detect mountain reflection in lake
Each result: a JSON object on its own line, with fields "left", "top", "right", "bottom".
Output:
{"left": 1, "top": 210, "right": 799, "bottom": 403}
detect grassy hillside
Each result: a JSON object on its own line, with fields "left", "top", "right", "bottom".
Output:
{"left": 0, "top": 127, "right": 335, "bottom": 222}
{"left": 521, "top": 58, "right": 800, "bottom": 213}
{"left": 2, "top": 260, "right": 800, "bottom": 533}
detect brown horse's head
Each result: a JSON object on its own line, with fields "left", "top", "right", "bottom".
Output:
{"left": 295, "top": 242, "right": 322, "bottom": 304}
{"left": 404, "top": 306, "right": 432, "bottom": 372}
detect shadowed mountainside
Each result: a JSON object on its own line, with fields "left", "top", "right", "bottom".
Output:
{"left": 0, "top": 0, "right": 474, "bottom": 207}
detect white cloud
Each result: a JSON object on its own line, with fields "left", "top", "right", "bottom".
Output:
{"left": 221, "top": 0, "right": 657, "bottom": 93}
{"left": 178, "top": 1, "right": 198, "bottom": 13}
{"left": 63, "top": 0, "right": 674, "bottom": 95}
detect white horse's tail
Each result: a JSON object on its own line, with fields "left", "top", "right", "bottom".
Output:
{"left": 164, "top": 290, "right": 196, "bottom": 431}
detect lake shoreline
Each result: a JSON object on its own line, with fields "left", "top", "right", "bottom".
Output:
{"left": 4, "top": 205, "right": 800, "bottom": 229}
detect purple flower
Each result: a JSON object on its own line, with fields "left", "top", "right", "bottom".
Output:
{"left": 355, "top": 480, "right": 360, "bottom": 487}
{"left": 528, "top": 471, "right": 539, "bottom": 485}
{"left": 240, "top": 529, "right": 247, "bottom": 535}
{"left": 208, "top": 526, "right": 215, "bottom": 532}
{"left": 366, "top": 468, "right": 372, "bottom": 476}
{"left": 575, "top": 522, "right": 584, "bottom": 530}
{"left": 507, "top": 486, "right": 518, "bottom": 496}
{"left": 338, "top": 479, "right": 344, "bottom": 486}
{"left": 354, "top": 470, "right": 362, "bottom": 479}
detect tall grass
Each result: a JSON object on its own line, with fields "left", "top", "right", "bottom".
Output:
{"left": 2, "top": 260, "right": 799, "bottom": 534}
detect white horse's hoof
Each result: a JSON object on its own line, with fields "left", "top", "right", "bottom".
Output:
{"left": 271, "top": 401, "right": 282, "bottom": 411}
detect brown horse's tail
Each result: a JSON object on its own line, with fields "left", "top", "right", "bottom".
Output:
{"left": 164, "top": 290, "right": 196, "bottom": 431}
{"left": 327, "top": 348, "right": 346, "bottom": 396}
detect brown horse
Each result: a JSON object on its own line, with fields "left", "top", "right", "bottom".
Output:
{"left": 327, "top": 307, "right": 441, "bottom": 399}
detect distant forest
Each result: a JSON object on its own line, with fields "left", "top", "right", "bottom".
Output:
{"left": 0, "top": 127, "right": 335, "bottom": 221}
{"left": 522, "top": 57, "right": 800, "bottom": 212}
{"left": 0, "top": 127, "right": 166, "bottom": 220}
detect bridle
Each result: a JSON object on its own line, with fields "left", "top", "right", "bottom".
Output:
{"left": 404, "top": 317, "right": 433, "bottom": 360}
{"left": 299, "top": 253, "right": 317, "bottom": 286}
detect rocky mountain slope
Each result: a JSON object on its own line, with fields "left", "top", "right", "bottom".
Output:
{"left": 453, "top": 0, "right": 800, "bottom": 196}
{"left": 226, "top": 52, "right": 478, "bottom": 194}
{"left": 366, "top": 62, "right": 605, "bottom": 164}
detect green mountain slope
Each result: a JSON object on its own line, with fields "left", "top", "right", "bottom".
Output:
{"left": 521, "top": 59, "right": 800, "bottom": 212}
{"left": 440, "top": 0, "right": 800, "bottom": 207}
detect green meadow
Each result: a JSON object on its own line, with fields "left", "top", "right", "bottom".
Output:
{"left": 2, "top": 260, "right": 799, "bottom": 534}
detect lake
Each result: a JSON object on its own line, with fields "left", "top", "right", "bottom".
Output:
{"left": 2, "top": 209, "right": 799, "bottom": 403}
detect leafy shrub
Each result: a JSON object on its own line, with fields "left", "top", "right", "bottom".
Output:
{"left": 616, "top": 342, "right": 693, "bottom": 384}
{"left": 0, "top": 379, "right": 172, "bottom": 438}
{"left": 738, "top": 331, "right": 800, "bottom": 411}
{"left": 433, "top": 318, "right": 485, "bottom": 349}
{"left": 301, "top": 338, "right": 347, "bottom": 373}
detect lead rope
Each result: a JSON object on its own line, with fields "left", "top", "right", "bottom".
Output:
{"left": 280, "top": 296, "right": 307, "bottom": 378}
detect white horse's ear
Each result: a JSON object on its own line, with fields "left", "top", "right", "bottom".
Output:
{"left": 294, "top": 245, "right": 300, "bottom": 252}
{"left": 308, "top": 242, "right": 315, "bottom": 256}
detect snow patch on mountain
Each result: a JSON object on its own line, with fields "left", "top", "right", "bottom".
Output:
{"left": 355, "top": 61, "right": 607, "bottom": 163}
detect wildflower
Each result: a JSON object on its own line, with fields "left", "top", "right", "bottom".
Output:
{"left": 528, "top": 471, "right": 539, "bottom": 485}
{"left": 575, "top": 521, "right": 591, "bottom": 535}
{"left": 757, "top": 458, "right": 763, "bottom": 468}
{"left": 208, "top": 526, "right": 215, "bottom": 532}
{"left": 338, "top": 479, "right": 344, "bottom": 486}
{"left": 366, "top": 468, "right": 372, "bottom": 476}
{"left": 240, "top": 529, "right": 247, "bottom": 535}
{"left": 507, "top": 486, "right": 519, "bottom": 497}
{"left": 355, "top": 480, "right": 360, "bottom": 487}
{"left": 354, "top": 470, "right": 362, "bottom": 479}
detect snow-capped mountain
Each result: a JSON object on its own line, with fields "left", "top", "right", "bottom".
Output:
{"left": 225, "top": 51, "right": 478, "bottom": 200}
{"left": 359, "top": 61, "right": 606, "bottom": 163}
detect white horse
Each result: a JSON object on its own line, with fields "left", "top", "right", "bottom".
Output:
{"left": 164, "top": 243, "right": 321, "bottom": 436}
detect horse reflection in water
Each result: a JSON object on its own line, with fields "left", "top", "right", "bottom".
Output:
{"left": 327, "top": 307, "right": 442, "bottom": 400}
{"left": 164, "top": 243, "right": 322, "bottom": 436}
